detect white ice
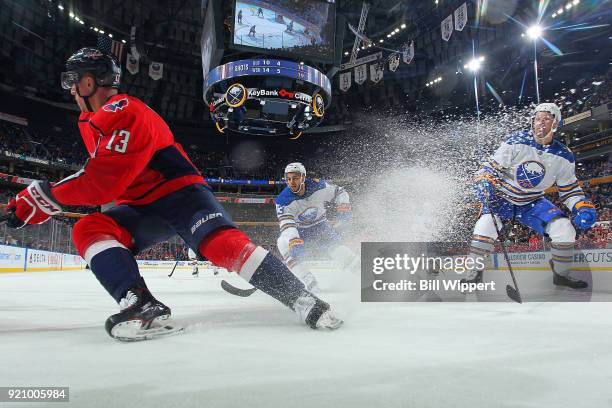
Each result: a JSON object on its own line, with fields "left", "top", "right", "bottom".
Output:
{"left": 2, "top": 267, "right": 612, "bottom": 408}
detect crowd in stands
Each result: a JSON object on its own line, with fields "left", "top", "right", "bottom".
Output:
{"left": 0, "top": 121, "right": 86, "bottom": 166}
{"left": 555, "top": 71, "right": 612, "bottom": 117}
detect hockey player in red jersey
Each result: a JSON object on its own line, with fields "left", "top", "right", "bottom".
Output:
{"left": 5, "top": 48, "right": 342, "bottom": 340}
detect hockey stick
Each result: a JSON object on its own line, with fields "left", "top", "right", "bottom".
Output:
{"left": 167, "top": 260, "right": 180, "bottom": 277}
{"left": 489, "top": 212, "right": 523, "bottom": 304}
{"left": 220, "top": 280, "right": 258, "bottom": 297}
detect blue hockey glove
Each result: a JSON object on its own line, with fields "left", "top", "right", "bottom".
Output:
{"left": 572, "top": 201, "right": 597, "bottom": 230}
{"left": 288, "top": 238, "right": 306, "bottom": 262}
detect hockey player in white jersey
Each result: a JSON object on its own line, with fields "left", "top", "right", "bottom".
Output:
{"left": 276, "top": 163, "right": 356, "bottom": 291}
{"left": 464, "top": 103, "right": 597, "bottom": 288}
{"left": 188, "top": 248, "right": 199, "bottom": 277}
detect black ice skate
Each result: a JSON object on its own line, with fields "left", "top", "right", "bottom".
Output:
{"left": 293, "top": 292, "right": 343, "bottom": 330}
{"left": 192, "top": 267, "right": 199, "bottom": 277}
{"left": 550, "top": 260, "right": 588, "bottom": 289}
{"left": 105, "top": 287, "right": 183, "bottom": 341}
{"left": 460, "top": 269, "right": 483, "bottom": 285}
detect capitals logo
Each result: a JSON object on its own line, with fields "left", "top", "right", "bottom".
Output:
{"left": 298, "top": 207, "right": 319, "bottom": 224}
{"left": 102, "top": 98, "right": 129, "bottom": 113}
{"left": 516, "top": 161, "right": 546, "bottom": 188}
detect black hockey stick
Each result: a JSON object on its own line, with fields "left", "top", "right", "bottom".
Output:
{"left": 489, "top": 212, "right": 523, "bottom": 304}
{"left": 220, "top": 280, "right": 258, "bottom": 297}
{"left": 167, "top": 260, "right": 180, "bottom": 277}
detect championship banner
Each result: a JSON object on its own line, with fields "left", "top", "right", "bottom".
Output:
{"left": 339, "top": 71, "right": 352, "bottom": 92}
{"left": 369, "top": 63, "right": 384, "bottom": 83}
{"left": 126, "top": 53, "right": 139, "bottom": 75}
{"left": 130, "top": 26, "right": 140, "bottom": 60}
{"left": 441, "top": 14, "right": 454, "bottom": 41}
{"left": 340, "top": 52, "right": 383, "bottom": 71}
{"left": 149, "top": 62, "right": 163, "bottom": 81}
{"left": 354, "top": 64, "right": 368, "bottom": 85}
{"left": 389, "top": 53, "right": 400, "bottom": 72}
{"left": 454, "top": 2, "right": 468, "bottom": 32}
{"left": 402, "top": 41, "right": 414, "bottom": 64}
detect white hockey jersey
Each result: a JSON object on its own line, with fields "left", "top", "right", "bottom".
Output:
{"left": 275, "top": 178, "right": 350, "bottom": 252}
{"left": 482, "top": 131, "right": 585, "bottom": 209}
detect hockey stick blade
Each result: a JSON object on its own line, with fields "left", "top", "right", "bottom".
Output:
{"left": 221, "top": 280, "right": 258, "bottom": 297}
{"left": 168, "top": 260, "right": 179, "bottom": 277}
{"left": 506, "top": 284, "right": 522, "bottom": 304}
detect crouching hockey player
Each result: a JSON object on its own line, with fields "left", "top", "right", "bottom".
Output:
{"left": 276, "top": 163, "right": 358, "bottom": 292}
{"left": 464, "top": 103, "right": 597, "bottom": 288}
{"left": 5, "top": 48, "right": 343, "bottom": 341}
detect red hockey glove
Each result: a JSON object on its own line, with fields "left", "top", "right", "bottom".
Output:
{"left": 6, "top": 181, "right": 62, "bottom": 229}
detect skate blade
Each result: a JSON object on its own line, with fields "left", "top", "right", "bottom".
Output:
{"left": 315, "top": 312, "right": 344, "bottom": 330}
{"left": 111, "top": 315, "right": 184, "bottom": 342}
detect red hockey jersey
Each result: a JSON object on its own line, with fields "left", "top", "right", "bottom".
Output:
{"left": 52, "top": 94, "right": 205, "bottom": 206}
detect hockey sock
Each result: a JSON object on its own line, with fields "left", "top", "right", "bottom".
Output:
{"left": 239, "top": 247, "right": 306, "bottom": 309}
{"left": 89, "top": 247, "right": 144, "bottom": 303}
{"left": 550, "top": 243, "right": 574, "bottom": 276}
{"left": 465, "top": 234, "right": 494, "bottom": 278}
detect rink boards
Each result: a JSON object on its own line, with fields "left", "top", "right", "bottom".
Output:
{"left": 0, "top": 243, "right": 609, "bottom": 274}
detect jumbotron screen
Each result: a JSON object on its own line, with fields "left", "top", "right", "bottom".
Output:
{"left": 232, "top": 0, "right": 336, "bottom": 63}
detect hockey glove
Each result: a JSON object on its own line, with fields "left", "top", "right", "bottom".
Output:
{"left": 288, "top": 238, "right": 306, "bottom": 263}
{"left": 572, "top": 201, "right": 596, "bottom": 230}
{"left": 6, "top": 181, "right": 62, "bottom": 229}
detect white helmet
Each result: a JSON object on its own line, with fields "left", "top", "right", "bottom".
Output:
{"left": 284, "top": 162, "right": 306, "bottom": 177}
{"left": 533, "top": 103, "right": 562, "bottom": 128}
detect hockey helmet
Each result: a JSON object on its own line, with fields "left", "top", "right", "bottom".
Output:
{"left": 284, "top": 162, "right": 306, "bottom": 177}
{"left": 61, "top": 47, "right": 121, "bottom": 90}
{"left": 532, "top": 103, "right": 562, "bottom": 129}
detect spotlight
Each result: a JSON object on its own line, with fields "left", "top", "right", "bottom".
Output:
{"left": 344, "top": 51, "right": 349, "bottom": 55}
{"left": 401, "top": 23, "right": 406, "bottom": 29}
{"left": 69, "top": 12, "right": 74, "bottom": 18}
{"left": 526, "top": 24, "right": 543, "bottom": 40}
{"left": 108, "top": 33, "right": 113, "bottom": 38}
{"left": 465, "top": 57, "right": 483, "bottom": 72}
{"left": 565, "top": 3, "right": 571, "bottom": 10}
{"left": 58, "top": 4, "right": 64, "bottom": 10}
{"left": 121, "top": 39, "right": 127, "bottom": 44}
{"left": 379, "top": 39, "right": 383, "bottom": 43}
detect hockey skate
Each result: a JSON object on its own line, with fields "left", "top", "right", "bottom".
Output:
{"left": 550, "top": 260, "right": 588, "bottom": 289}
{"left": 105, "top": 287, "right": 183, "bottom": 341}
{"left": 293, "top": 292, "right": 343, "bottom": 330}
{"left": 460, "top": 268, "right": 483, "bottom": 285}
{"left": 192, "top": 267, "right": 199, "bottom": 277}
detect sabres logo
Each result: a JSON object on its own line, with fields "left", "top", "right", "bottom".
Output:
{"left": 298, "top": 207, "right": 318, "bottom": 224}
{"left": 516, "top": 161, "right": 546, "bottom": 189}
{"left": 102, "top": 98, "right": 129, "bottom": 112}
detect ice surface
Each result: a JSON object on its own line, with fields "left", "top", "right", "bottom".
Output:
{"left": 2, "top": 268, "right": 611, "bottom": 408}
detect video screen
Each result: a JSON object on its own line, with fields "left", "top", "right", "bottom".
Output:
{"left": 232, "top": 0, "right": 336, "bottom": 62}
{"left": 201, "top": 1, "right": 217, "bottom": 82}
